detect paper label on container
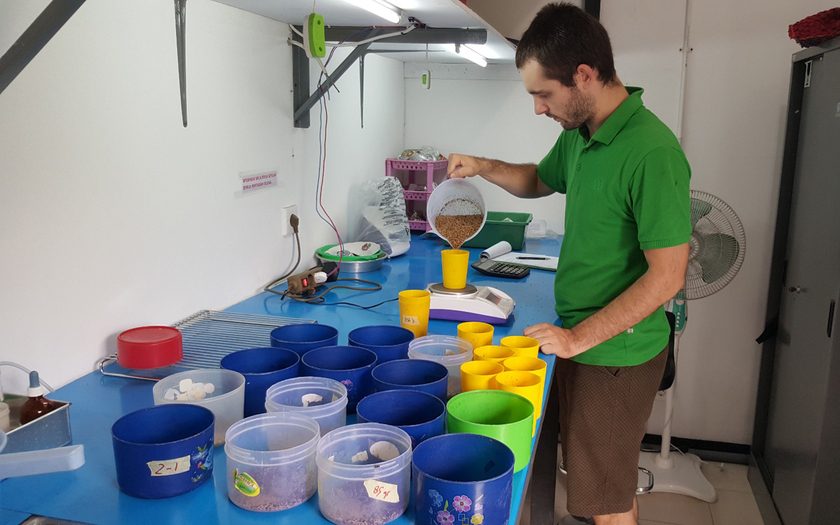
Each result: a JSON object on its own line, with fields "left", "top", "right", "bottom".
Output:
{"left": 147, "top": 455, "right": 191, "bottom": 476}
{"left": 402, "top": 315, "right": 419, "bottom": 326}
{"left": 364, "top": 479, "right": 400, "bottom": 503}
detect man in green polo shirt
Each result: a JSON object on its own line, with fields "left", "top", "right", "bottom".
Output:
{"left": 448, "top": 3, "right": 690, "bottom": 524}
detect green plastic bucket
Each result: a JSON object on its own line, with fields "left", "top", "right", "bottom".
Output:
{"left": 446, "top": 389, "right": 534, "bottom": 472}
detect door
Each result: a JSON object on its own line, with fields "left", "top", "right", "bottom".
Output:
{"left": 763, "top": 49, "right": 840, "bottom": 525}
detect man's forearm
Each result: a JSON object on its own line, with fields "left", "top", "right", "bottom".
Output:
{"left": 568, "top": 268, "right": 681, "bottom": 354}
{"left": 475, "top": 158, "right": 551, "bottom": 199}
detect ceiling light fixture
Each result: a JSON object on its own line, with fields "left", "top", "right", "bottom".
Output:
{"left": 453, "top": 44, "right": 487, "bottom": 67}
{"left": 345, "top": 0, "right": 402, "bottom": 24}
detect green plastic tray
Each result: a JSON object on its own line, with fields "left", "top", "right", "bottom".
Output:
{"left": 459, "top": 211, "right": 533, "bottom": 250}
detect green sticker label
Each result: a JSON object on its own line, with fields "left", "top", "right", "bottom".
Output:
{"left": 232, "top": 469, "right": 260, "bottom": 497}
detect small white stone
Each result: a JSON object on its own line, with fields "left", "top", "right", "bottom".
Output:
{"left": 188, "top": 388, "right": 206, "bottom": 400}
{"left": 351, "top": 451, "right": 369, "bottom": 463}
{"left": 444, "top": 349, "right": 456, "bottom": 356}
{"left": 203, "top": 383, "right": 215, "bottom": 394}
{"left": 164, "top": 388, "right": 180, "bottom": 401}
{"left": 178, "top": 378, "right": 193, "bottom": 393}
{"left": 369, "top": 441, "right": 400, "bottom": 461}
{"left": 301, "top": 393, "right": 323, "bottom": 408}
{"left": 176, "top": 393, "right": 188, "bottom": 401}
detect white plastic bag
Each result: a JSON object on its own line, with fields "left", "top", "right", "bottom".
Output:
{"left": 353, "top": 177, "right": 410, "bottom": 257}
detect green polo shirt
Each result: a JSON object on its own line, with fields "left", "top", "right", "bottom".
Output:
{"left": 537, "top": 87, "right": 691, "bottom": 366}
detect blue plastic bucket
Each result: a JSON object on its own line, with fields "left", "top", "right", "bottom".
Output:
{"left": 111, "top": 404, "right": 215, "bottom": 499}
{"left": 412, "top": 433, "right": 515, "bottom": 525}
{"left": 269, "top": 323, "right": 338, "bottom": 356}
{"left": 300, "top": 346, "right": 378, "bottom": 412}
{"left": 348, "top": 325, "right": 414, "bottom": 363}
{"left": 220, "top": 347, "right": 300, "bottom": 417}
{"left": 371, "top": 358, "right": 449, "bottom": 402}
{"left": 356, "top": 390, "right": 445, "bottom": 448}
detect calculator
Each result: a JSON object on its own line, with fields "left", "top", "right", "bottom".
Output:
{"left": 471, "top": 258, "right": 530, "bottom": 279}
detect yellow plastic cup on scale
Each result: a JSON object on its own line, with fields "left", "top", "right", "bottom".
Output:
{"left": 460, "top": 360, "right": 504, "bottom": 392}
{"left": 495, "top": 370, "right": 543, "bottom": 436}
{"left": 457, "top": 322, "right": 494, "bottom": 350}
{"left": 501, "top": 336, "right": 540, "bottom": 358}
{"left": 473, "top": 345, "right": 515, "bottom": 364}
{"left": 441, "top": 249, "right": 470, "bottom": 289}
{"left": 398, "top": 290, "right": 431, "bottom": 337}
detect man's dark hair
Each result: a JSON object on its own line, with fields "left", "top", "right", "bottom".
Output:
{"left": 515, "top": 3, "right": 617, "bottom": 87}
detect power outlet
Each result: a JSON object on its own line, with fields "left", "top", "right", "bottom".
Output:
{"left": 281, "top": 204, "right": 298, "bottom": 236}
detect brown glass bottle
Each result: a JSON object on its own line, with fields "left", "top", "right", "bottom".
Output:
{"left": 19, "top": 371, "right": 57, "bottom": 425}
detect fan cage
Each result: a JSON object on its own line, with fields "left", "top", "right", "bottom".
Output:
{"left": 685, "top": 190, "right": 746, "bottom": 300}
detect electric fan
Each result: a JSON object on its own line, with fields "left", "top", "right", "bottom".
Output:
{"left": 638, "top": 190, "right": 746, "bottom": 502}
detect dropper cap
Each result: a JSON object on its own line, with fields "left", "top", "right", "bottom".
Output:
{"left": 27, "top": 371, "right": 47, "bottom": 397}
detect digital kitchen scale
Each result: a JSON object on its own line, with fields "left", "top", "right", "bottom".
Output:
{"left": 427, "top": 283, "right": 515, "bottom": 324}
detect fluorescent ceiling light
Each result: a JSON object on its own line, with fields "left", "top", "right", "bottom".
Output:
{"left": 451, "top": 44, "right": 487, "bottom": 67}
{"left": 465, "top": 44, "right": 497, "bottom": 60}
{"left": 345, "top": 0, "right": 402, "bottom": 24}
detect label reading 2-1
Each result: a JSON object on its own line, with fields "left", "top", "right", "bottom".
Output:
{"left": 147, "top": 455, "right": 191, "bottom": 476}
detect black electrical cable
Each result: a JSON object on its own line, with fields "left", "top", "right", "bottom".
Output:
{"left": 263, "top": 217, "right": 301, "bottom": 296}
{"left": 282, "top": 277, "right": 382, "bottom": 303}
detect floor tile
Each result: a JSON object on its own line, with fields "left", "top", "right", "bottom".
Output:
{"left": 709, "top": 489, "right": 764, "bottom": 525}
{"left": 638, "top": 492, "right": 714, "bottom": 525}
{"left": 640, "top": 521, "right": 680, "bottom": 525}
{"left": 700, "top": 462, "right": 752, "bottom": 493}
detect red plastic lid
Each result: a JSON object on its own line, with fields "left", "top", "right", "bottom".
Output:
{"left": 117, "top": 326, "right": 183, "bottom": 370}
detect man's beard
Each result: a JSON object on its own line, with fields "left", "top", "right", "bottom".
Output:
{"left": 550, "top": 87, "right": 594, "bottom": 131}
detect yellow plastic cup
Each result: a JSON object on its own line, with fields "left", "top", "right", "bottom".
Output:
{"left": 398, "top": 289, "right": 431, "bottom": 337}
{"left": 457, "top": 322, "right": 494, "bottom": 350}
{"left": 501, "top": 336, "right": 540, "bottom": 358}
{"left": 441, "top": 249, "right": 469, "bottom": 289}
{"left": 473, "top": 345, "right": 515, "bottom": 364}
{"left": 460, "top": 360, "right": 504, "bottom": 392}
{"left": 495, "top": 370, "right": 543, "bottom": 436}
{"left": 502, "top": 356, "right": 547, "bottom": 383}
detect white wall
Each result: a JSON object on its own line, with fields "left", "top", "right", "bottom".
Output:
{"left": 0, "top": 0, "right": 405, "bottom": 394}
{"left": 406, "top": 0, "right": 837, "bottom": 445}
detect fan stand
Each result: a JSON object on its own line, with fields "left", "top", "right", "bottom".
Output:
{"left": 638, "top": 297, "right": 717, "bottom": 503}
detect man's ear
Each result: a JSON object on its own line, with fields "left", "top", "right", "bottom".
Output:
{"left": 574, "top": 64, "right": 597, "bottom": 89}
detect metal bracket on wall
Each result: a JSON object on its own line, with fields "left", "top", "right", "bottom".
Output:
{"left": 0, "top": 0, "right": 86, "bottom": 96}
{"left": 174, "top": 0, "right": 188, "bottom": 127}
{"left": 292, "top": 27, "right": 487, "bottom": 128}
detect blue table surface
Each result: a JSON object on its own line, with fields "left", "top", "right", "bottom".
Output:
{"left": 0, "top": 235, "right": 563, "bottom": 525}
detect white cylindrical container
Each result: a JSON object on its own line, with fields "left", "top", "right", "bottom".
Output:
{"left": 152, "top": 369, "right": 245, "bottom": 445}
{"left": 225, "top": 412, "right": 320, "bottom": 512}
{"left": 408, "top": 335, "right": 474, "bottom": 398}
{"left": 264, "top": 377, "right": 347, "bottom": 436}
{"left": 316, "top": 423, "right": 412, "bottom": 525}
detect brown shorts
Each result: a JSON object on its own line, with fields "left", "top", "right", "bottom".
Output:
{"left": 557, "top": 347, "right": 668, "bottom": 517}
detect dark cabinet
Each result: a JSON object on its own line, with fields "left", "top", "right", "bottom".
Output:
{"left": 752, "top": 38, "right": 840, "bottom": 525}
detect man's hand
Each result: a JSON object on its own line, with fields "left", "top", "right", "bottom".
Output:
{"left": 524, "top": 323, "right": 586, "bottom": 359}
{"left": 447, "top": 153, "right": 484, "bottom": 178}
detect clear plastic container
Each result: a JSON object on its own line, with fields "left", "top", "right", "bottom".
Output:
{"left": 264, "top": 377, "right": 347, "bottom": 436}
{"left": 225, "top": 412, "right": 320, "bottom": 512}
{"left": 407, "top": 335, "right": 473, "bottom": 398}
{"left": 152, "top": 369, "right": 245, "bottom": 445}
{"left": 316, "top": 423, "right": 412, "bottom": 525}
{"left": 427, "top": 178, "right": 487, "bottom": 247}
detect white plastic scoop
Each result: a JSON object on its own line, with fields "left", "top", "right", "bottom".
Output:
{"left": 0, "top": 430, "right": 85, "bottom": 480}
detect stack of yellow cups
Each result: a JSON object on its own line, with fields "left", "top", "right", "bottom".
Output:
{"left": 460, "top": 360, "right": 504, "bottom": 391}
{"left": 495, "top": 370, "right": 543, "bottom": 436}
{"left": 500, "top": 336, "right": 540, "bottom": 358}
{"left": 457, "top": 322, "right": 494, "bottom": 350}
{"left": 473, "top": 345, "right": 515, "bottom": 364}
